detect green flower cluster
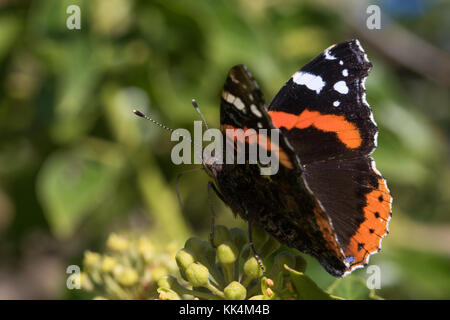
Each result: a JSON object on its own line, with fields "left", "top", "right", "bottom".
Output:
{"left": 81, "top": 227, "right": 382, "bottom": 300}
{"left": 82, "top": 233, "right": 179, "bottom": 299}
{"left": 157, "top": 225, "right": 309, "bottom": 300}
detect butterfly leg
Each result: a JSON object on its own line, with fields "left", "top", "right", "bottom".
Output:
{"left": 208, "top": 181, "right": 225, "bottom": 248}
{"left": 247, "top": 212, "right": 266, "bottom": 274}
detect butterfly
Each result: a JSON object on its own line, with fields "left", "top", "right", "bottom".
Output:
{"left": 202, "top": 39, "right": 392, "bottom": 277}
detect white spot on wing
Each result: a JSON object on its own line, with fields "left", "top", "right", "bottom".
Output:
{"left": 234, "top": 97, "right": 246, "bottom": 110}
{"left": 223, "top": 91, "right": 235, "bottom": 104}
{"left": 333, "top": 100, "right": 340, "bottom": 107}
{"left": 339, "top": 60, "right": 343, "bottom": 65}
{"left": 250, "top": 104, "right": 262, "bottom": 118}
{"left": 229, "top": 73, "right": 240, "bottom": 84}
{"left": 342, "top": 69, "right": 348, "bottom": 77}
{"left": 292, "top": 71, "right": 326, "bottom": 94}
{"left": 333, "top": 81, "right": 349, "bottom": 94}
{"left": 324, "top": 50, "right": 336, "bottom": 60}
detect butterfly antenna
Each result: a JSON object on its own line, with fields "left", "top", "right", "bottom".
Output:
{"left": 191, "top": 99, "right": 209, "bottom": 130}
{"left": 133, "top": 109, "right": 176, "bottom": 133}
{"left": 133, "top": 108, "right": 190, "bottom": 141}
{"left": 132, "top": 108, "right": 204, "bottom": 161}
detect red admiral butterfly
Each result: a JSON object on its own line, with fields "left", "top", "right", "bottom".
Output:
{"left": 203, "top": 39, "right": 392, "bottom": 277}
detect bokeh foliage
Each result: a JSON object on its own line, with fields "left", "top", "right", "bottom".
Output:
{"left": 0, "top": 0, "right": 449, "bottom": 299}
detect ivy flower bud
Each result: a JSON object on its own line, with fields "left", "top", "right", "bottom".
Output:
{"left": 138, "top": 237, "right": 154, "bottom": 262}
{"left": 106, "top": 233, "right": 129, "bottom": 252}
{"left": 217, "top": 242, "right": 238, "bottom": 264}
{"left": 151, "top": 266, "right": 168, "bottom": 282}
{"left": 115, "top": 266, "right": 139, "bottom": 286}
{"left": 83, "top": 251, "right": 100, "bottom": 268}
{"left": 158, "top": 288, "right": 181, "bottom": 300}
{"left": 157, "top": 275, "right": 176, "bottom": 289}
{"left": 243, "top": 257, "right": 263, "bottom": 279}
{"left": 138, "top": 237, "right": 153, "bottom": 253}
{"left": 185, "top": 263, "right": 209, "bottom": 287}
{"left": 224, "top": 281, "right": 247, "bottom": 300}
{"left": 101, "top": 256, "right": 116, "bottom": 273}
{"left": 175, "top": 248, "right": 195, "bottom": 271}
{"left": 80, "top": 272, "right": 93, "bottom": 291}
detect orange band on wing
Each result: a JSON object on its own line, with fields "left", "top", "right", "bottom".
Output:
{"left": 344, "top": 178, "right": 392, "bottom": 269}
{"left": 268, "top": 110, "right": 362, "bottom": 149}
{"left": 221, "top": 124, "right": 294, "bottom": 169}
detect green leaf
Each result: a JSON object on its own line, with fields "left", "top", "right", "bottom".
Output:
{"left": 36, "top": 139, "right": 124, "bottom": 238}
{"left": 327, "top": 275, "right": 375, "bottom": 300}
{"left": 285, "top": 265, "right": 340, "bottom": 300}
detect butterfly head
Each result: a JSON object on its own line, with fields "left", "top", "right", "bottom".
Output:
{"left": 202, "top": 151, "right": 222, "bottom": 179}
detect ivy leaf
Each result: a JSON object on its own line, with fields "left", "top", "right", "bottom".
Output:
{"left": 285, "top": 265, "right": 342, "bottom": 300}
{"left": 37, "top": 139, "right": 124, "bottom": 238}
{"left": 327, "top": 274, "right": 379, "bottom": 300}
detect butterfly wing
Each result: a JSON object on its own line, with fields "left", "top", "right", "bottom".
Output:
{"left": 220, "top": 64, "right": 295, "bottom": 171}
{"left": 268, "top": 40, "right": 392, "bottom": 274}
{"left": 217, "top": 65, "right": 353, "bottom": 277}
{"left": 268, "top": 39, "right": 377, "bottom": 163}
{"left": 220, "top": 64, "right": 270, "bottom": 130}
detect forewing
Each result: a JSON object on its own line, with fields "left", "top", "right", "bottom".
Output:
{"left": 268, "top": 39, "right": 377, "bottom": 164}
{"left": 220, "top": 64, "right": 296, "bottom": 170}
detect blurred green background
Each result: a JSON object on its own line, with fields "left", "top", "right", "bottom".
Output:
{"left": 0, "top": 0, "right": 449, "bottom": 299}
